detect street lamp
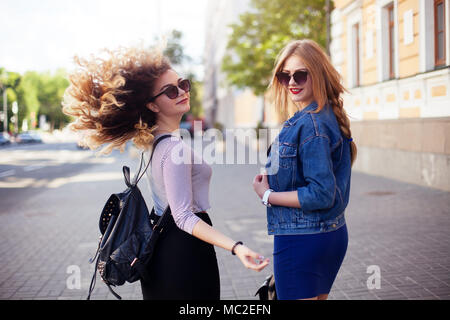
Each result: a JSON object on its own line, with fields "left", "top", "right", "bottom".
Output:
{"left": 2, "top": 89, "right": 6, "bottom": 133}
{"left": 12, "top": 101, "right": 18, "bottom": 134}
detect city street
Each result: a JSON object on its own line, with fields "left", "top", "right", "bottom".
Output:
{"left": 0, "top": 139, "right": 449, "bottom": 300}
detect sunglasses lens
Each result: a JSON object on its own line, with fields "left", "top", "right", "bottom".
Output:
{"left": 179, "top": 79, "right": 191, "bottom": 92}
{"left": 152, "top": 79, "right": 191, "bottom": 101}
{"left": 276, "top": 72, "right": 290, "bottom": 86}
{"left": 293, "top": 71, "right": 308, "bottom": 85}
{"left": 164, "top": 86, "right": 179, "bottom": 99}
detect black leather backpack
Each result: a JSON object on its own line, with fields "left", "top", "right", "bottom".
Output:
{"left": 87, "top": 134, "right": 172, "bottom": 300}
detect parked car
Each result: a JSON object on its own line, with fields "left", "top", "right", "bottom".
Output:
{"left": 0, "top": 132, "right": 12, "bottom": 146}
{"left": 16, "top": 131, "right": 43, "bottom": 144}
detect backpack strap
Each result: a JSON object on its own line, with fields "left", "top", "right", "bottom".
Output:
{"left": 132, "top": 134, "right": 173, "bottom": 186}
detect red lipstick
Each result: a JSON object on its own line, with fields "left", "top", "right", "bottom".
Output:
{"left": 290, "top": 88, "right": 303, "bottom": 94}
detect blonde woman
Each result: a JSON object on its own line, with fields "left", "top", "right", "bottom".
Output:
{"left": 63, "top": 46, "right": 269, "bottom": 300}
{"left": 253, "top": 39, "right": 357, "bottom": 300}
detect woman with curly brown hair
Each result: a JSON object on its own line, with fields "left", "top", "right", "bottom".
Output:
{"left": 63, "top": 45, "right": 269, "bottom": 300}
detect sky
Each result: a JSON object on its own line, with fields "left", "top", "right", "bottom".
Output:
{"left": 0, "top": 0, "right": 208, "bottom": 78}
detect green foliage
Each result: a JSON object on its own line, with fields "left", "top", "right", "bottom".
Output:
{"left": 187, "top": 72, "right": 203, "bottom": 118}
{"left": 37, "top": 69, "right": 70, "bottom": 130}
{"left": 164, "top": 30, "right": 191, "bottom": 66}
{"left": 0, "top": 67, "right": 70, "bottom": 132}
{"left": 17, "top": 71, "right": 41, "bottom": 121}
{"left": 1, "top": 68, "right": 22, "bottom": 132}
{"left": 222, "top": 0, "right": 330, "bottom": 96}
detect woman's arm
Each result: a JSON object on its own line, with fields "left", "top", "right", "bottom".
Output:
{"left": 253, "top": 136, "right": 337, "bottom": 210}
{"left": 192, "top": 220, "right": 269, "bottom": 272}
{"left": 269, "top": 191, "right": 301, "bottom": 208}
{"left": 253, "top": 173, "right": 301, "bottom": 208}
{"left": 163, "top": 141, "right": 269, "bottom": 271}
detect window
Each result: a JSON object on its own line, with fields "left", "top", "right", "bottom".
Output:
{"left": 434, "top": 0, "right": 446, "bottom": 66}
{"left": 388, "top": 4, "right": 396, "bottom": 78}
{"left": 353, "top": 23, "right": 361, "bottom": 87}
{"left": 377, "top": 1, "right": 397, "bottom": 81}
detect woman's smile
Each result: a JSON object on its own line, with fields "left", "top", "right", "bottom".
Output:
{"left": 290, "top": 88, "right": 303, "bottom": 95}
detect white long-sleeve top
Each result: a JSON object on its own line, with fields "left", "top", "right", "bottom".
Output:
{"left": 146, "top": 133, "right": 212, "bottom": 234}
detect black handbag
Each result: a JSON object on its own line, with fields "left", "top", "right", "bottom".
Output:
{"left": 87, "top": 134, "right": 172, "bottom": 300}
{"left": 255, "top": 274, "right": 277, "bottom": 300}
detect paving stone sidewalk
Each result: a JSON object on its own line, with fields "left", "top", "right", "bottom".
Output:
{"left": 0, "top": 149, "right": 449, "bottom": 300}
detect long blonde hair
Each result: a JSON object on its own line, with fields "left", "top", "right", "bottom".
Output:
{"left": 268, "top": 39, "right": 357, "bottom": 166}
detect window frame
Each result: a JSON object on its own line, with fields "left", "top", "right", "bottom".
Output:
{"left": 353, "top": 22, "right": 361, "bottom": 87}
{"left": 387, "top": 3, "right": 396, "bottom": 79}
{"left": 434, "top": 0, "right": 446, "bottom": 67}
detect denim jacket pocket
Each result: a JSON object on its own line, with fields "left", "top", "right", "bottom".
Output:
{"left": 278, "top": 143, "right": 297, "bottom": 169}
{"left": 291, "top": 207, "right": 322, "bottom": 224}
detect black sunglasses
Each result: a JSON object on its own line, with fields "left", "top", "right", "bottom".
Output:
{"left": 149, "top": 79, "right": 191, "bottom": 101}
{"left": 276, "top": 70, "right": 308, "bottom": 87}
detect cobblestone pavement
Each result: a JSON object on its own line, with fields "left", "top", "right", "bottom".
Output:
{"left": 0, "top": 145, "right": 449, "bottom": 300}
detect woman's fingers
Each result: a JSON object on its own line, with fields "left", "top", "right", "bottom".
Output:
{"left": 253, "top": 174, "right": 263, "bottom": 183}
{"left": 260, "top": 174, "right": 269, "bottom": 187}
{"left": 245, "top": 256, "right": 270, "bottom": 271}
{"left": 239, "top": 249, "right": 270, "bottom": 271}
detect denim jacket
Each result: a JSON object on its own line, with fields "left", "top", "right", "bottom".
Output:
{"left": 265, "top": 101, "right": 352, "bottom": 235}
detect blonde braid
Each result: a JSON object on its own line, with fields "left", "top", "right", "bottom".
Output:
{"left": 330, "top": 98, "right": 357, "bottom": 166}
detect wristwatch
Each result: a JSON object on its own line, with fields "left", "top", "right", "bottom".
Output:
{"left": 262, "top": 189, "right": 274, "bottom": 207}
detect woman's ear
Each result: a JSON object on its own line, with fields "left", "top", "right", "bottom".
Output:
{"left": 146, "top": 102, "right": 160, "bottom": 113}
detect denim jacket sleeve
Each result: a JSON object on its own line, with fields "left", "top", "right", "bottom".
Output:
{"left": 297, "top": 135, "right": 336, "bottom": 211}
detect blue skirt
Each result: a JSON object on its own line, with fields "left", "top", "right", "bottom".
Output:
{"left": 273, "top": 224, "right": 348, "bottom": 300}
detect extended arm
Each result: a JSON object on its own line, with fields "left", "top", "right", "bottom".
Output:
{"left": 163, "top": 142, "right": 269, "bottom": 271}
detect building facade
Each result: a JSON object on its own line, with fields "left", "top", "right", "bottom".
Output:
{"left": 203, "top": 0, "right": 264, "bottom": 131}
{"left": 331, "top": 0, "right": 450, "bottom": 190}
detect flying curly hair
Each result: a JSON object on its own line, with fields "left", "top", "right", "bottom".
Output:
{"left": 62, "top": 45, "right": 172, "bottom": 155}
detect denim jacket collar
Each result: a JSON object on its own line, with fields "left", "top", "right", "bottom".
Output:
{"left": 284, "top": 101, "right": 319, "bottom": 127}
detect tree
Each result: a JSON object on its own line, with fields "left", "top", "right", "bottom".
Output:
{"left": 0, "top": 68, "right": 22, "bottom": 132}
{"left": 17, "top": 71, "right": 40, "bottom": 130}
{"left": 37, "top": 69, "right": 70, "bottom": 131}
{"left": 1, "top": 67, "right": 70, "bottom": 132}
{"left": 222, "top": 0, "right": 330, "bottom": 96}
{"left": 186, "top": 72, "right": 203, "bottom": 118}
{"left": 163, "top": 30, "right": 191, "bottom": 66}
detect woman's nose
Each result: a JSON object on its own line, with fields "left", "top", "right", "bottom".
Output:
{"left": 289, "top": 75, "right": 297, "bottom": 86}
{"left": 178, "top": 87, "right": 187, "bottom": 97}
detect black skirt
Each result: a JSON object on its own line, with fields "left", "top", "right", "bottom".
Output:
{"left": 140, "top": 210, "right": 220, "bottom": 300}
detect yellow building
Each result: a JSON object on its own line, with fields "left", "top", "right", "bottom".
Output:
{"left": 330, "top": 0, "right": 450, "bottom": 191}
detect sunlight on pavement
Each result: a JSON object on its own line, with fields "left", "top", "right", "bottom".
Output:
{"left": 0, "top": 178, "right": 37, "bottom": 188}
{"left": 0, "top": 171, "right": 123, "bottom": 189}
{"left": 0, "top": 150, "right": 94, "bottom": 166}
{"left": 46, "top": 171, "right": 124, "bottom": 188}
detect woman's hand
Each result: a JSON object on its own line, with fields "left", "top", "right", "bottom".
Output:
{"left": 253, "top": 173, "right": 270, "bottom": 199}
{"left": 234, "top": 244, "right": 270, "bottom": 272}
